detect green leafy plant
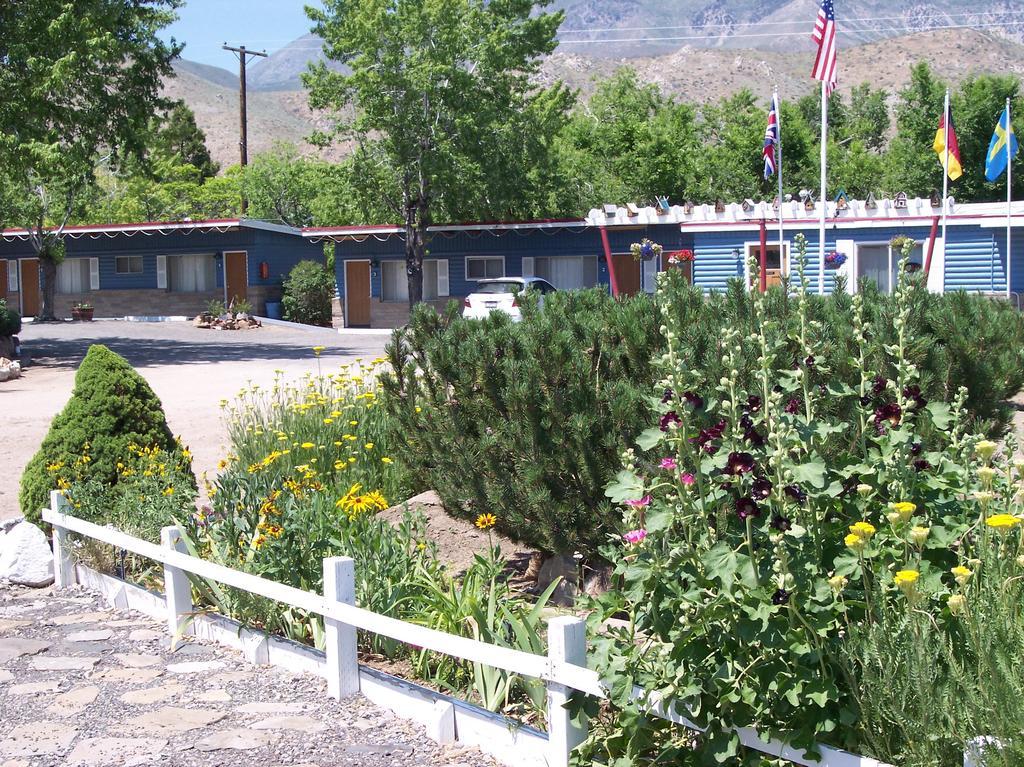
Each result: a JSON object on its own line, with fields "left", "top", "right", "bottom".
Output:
{"left": 0, "top": 299, "right": 21, "bottom": 336}
{"left": 20, "top": 344, "right": 193, "bottom": 523}
{"left": 576, "top": 236, "right": 1023, "bottom": 765}
{"left": 205, "top": 298, "right": 226, "bottom": 316}
{"left": 281, "top": 260, "right": 334, "bottom": 326}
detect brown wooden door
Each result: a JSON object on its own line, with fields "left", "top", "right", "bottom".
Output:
{"left": 345, "top": 261, "right": 371, "bottom": 327}
{"left": 0, "top": 261, "right": 7, "bottom": 301}
{"left": 21, "top": 259, "right": 40, "bottom": 316}
{"left": 224, "top": 251, "right": 248, "bottom": 307}
{"left": 611, "top": 254, "right": 642, "bottom": 297}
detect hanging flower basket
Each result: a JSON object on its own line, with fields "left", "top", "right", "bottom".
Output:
{"left": 630, "top": 238, "right": 663, "bottom": 262}
{"left": 906, "top": 262, "right": 923, "bottom": 274}
{"left": 666, "top": 249, "right": 695, "bottom": 265}
{"left": 824, "top": 251, "right": 847, "bottom": 269}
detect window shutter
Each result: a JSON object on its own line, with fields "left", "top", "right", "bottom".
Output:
{"left": 7, "top": 260, "right": 18, "bottom": 292}
{"left": 436, "top": 259, "right": 449, "bottom": 297}
{"left": 156, "top": 255, "right": 167, "bottom": 289}
{"left": 89, "top": 258, "right": 100, "bottom": 291}
{"left": 521, "top": 256, "right": 534, "bottom": 278}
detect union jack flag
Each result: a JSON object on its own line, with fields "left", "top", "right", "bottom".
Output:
{"left": 811, "top": 0, "right": 837, "bottom": 95}
{"left": 763, "top": 94, "right": 779, "bottom": 180}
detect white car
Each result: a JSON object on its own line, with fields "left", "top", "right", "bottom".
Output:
{"left": 462, "top": 277, "right": 557, "bottom": 321}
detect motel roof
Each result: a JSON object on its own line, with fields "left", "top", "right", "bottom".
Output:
{"left": 1, "top": 218, "right": 301, "bottom": 242}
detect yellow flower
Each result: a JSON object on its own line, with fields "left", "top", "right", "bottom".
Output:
{"left": 947, "top": 593, "right": 967, "bottom": 615}
{"left": 828, "top": 574, "right": 848, "bottom": 594}
{"left": 844, "top": 533, "right": 866, "bottom": 552}
{"left": 889, "top": 502, "right": 916, "bottom": 522}
{"left": 162, "top": 487, "right": 175, "bottom": 496}
{"left": 475, "top": 513, "right": 497, "bottom": 530}
{"left": 349, "top": 420, "right": 358, "bottom": 426}
{"left": 301, "top": 442, "right": 316, "bottom": 449}
{"left": 951, "top": 565, "right": 973, "bottom": 585}
{"left": 975, "top": 440, "right": 998, "bottom": 462}
{"left": 382, "top": 457, "right": 393, "bottom": 464}
{"left": 894, "top": 569, "right": 919, "bottom": 595}
{"left": 986, "top": 513, "right": 1021, "bottom": 531}
{"left": 364, "top": 442, "right": 374, "bottom": 450}
{"left": 909, "top": 526, "right": 930, "bottom": 546}
{"left": 849, "top": 521, "right": 876, "bottom": 540}
{"left": 217, "top": 459, "right": 229, "bottom": 470}
{"left": 415, "top": 406, "right": 422, "bottom": 414}
{"left": 323, "top": 418, "right": 334, "bottom": 425}
{"left": 312, "top": 345, "right": 327, "bottom": 356}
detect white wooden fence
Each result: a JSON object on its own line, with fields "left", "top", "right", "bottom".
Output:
{"left": 43, "top": 493, "right": 894, "bottom": 767}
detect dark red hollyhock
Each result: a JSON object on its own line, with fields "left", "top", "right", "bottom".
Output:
{"left": 771, "top": 514, "right": 792, "bottom": 531}
{"left": 745, "top": 429, "right": 766, "bottom": 448}
{"left": 910, "top": 442, "right": 923, "bottom": 456}
{"left": 725, "top": 451, "right": 756, "bottom": 475}
{"left": 746, "top": 395, "right": 762, "bottom": 413}
{"left": 660, "top": 411, "right": 682, "bottom": 431}
{"left": 771, "top": 588, "right": 791, "bottom": 605}
{"left": 913, "top": 458, "right": 931, "bottom": 472}
{"left": 661, "top": 388, "right": 674, "bottom": 403}
{"left": 739, "top": 413, "right": 754, "bottom": 430}
{"left": 804, "top": 355, "right": 816, "bottom": 369}
{"left": 903, "top": 385, "right": 927, "bottom": 410}
{"left": 751, "top": 477, "right": 773, "bottom": 500}
{"left": 874, "top": 402, "right": 902, "bottom": 427}
{"left": 859, "top": 395, "right": 872, "bottom": 407}
{"left": 736, "top": 496, "right": 761, "bottom": 520}
{"left": 872, "top": 375, "right": 888, "bottom": 396}
{"left": 783, "top": 484, "right": 807, "bottom": 503}
{"left": 695, "top": 419, "right": 727, "bottom": 454}
{"left": 784, "top": 397, "right": 802, "bottom": 414}
{"left": 683, "top": 391, "right": 705, "bottom": 409}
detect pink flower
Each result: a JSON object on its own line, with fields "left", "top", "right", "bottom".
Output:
{"left": 659, "top": 457, "right": 677, "bottom": 471}
{"left": 680, "top": 473, "right": 696, "bottom": 486}
{"left": 625, "top": 495, "right": 652, "bottom": 509}
{"left": 623, "top": 528, "right": 648, "bottom": 545}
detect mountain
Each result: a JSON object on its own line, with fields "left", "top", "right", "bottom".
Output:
{"left": 168, "top": 25, "right": 1024, "bottom": 170}
{"left": 245, "top": 33, "right": 348, "bottom": 92}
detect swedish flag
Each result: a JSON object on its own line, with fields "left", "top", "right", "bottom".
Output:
{"left": 985, "top": 106, "right": 1019, "bottom": 182}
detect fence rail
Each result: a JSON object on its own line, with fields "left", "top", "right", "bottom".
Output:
{"left": 42, "top": 494, "right": 892, "bottom": 767}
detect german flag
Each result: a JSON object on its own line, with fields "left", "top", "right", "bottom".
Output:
{"left": 934, "top": 103, "right": 963, "bottom": 181}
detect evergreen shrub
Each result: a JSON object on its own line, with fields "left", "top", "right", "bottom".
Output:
{"left": 281, "top": 260, "right": 334, "bottom": 326}
{"left": 381, "top": 289, "right": 659, "bottom": 555}
{"left": 0, "top": 298, "right": 21, "bottom": 336}
{"left": 19, "top": 344, "right": 192, "bottom": 523}
{"left": 382, "top": 275, "right": 1024, "bottom": 558}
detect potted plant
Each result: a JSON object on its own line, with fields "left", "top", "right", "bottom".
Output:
{"left": 824, "top": 250, "right": 847, "bottom": 269}
{"left": 72, "top": 302, "right": 94, "bottom": 322}
{"left": 630, "top": 238, "right": 663, "bottom": 262}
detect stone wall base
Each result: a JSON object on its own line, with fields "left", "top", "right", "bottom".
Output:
{"left": 368, "top": 298, "right": 455, "bottom": 329}
{"left": 55, "top": 290, "right": 222, "bottom": 319}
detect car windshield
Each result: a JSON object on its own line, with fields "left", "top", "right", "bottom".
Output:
{"left": 475, "top": 282, "right": 522, "bottom": 295}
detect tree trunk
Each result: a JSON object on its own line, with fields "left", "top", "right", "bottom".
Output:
{"left": 405, "top": 197, "right": 431, "bottom": 310}
{"left": 37, "top": 245, "right": 59, "bottom": 321}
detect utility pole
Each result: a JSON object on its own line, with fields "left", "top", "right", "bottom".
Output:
{"left": 222, "top": 43, "right": 267, "bottom": 214}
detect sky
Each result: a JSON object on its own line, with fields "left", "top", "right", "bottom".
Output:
{"left": 161, "top": 1, "right": 324, "bottom": 69}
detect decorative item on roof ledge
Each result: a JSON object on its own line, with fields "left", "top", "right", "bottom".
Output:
{"left": 835, "top": 189, "right": 849, "bottom": 211}
{"left": 865, "top": 192, "right": 878, "bottom": 209}
{"left": 715, "top": 199, "right": 726, "bottom": 213}
{"left": 894, "top": 192, "right": 908, "bottom": 209}
{"left": 631, "top": 238, "right": 663, "bottom": 262}
{"left": 741, "top": 199, "right": 754, "bottom": 212}
{"left": 772, "top": 196, "right": 781, "bottom": 210}
{"left": 626, "top": 203, "right": 640, "bottom": 217}
{"left": 804, "top": 196, "right": 815, "bottom": 212}
{"left": 603, "top": 203, "right": 618, "bottom": 217}
{"left": 824, "top": 250, "right": 847, "bottom": 268}
{"left": 684, "top": 200, "right": 694, "bottom": 215}
{"left": 655, "top": 196, "right": 670, "bottom": 213}
{"left": 930, "top": 189, "right": 942, "bottom": 207}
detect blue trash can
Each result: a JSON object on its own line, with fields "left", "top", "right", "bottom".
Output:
{"left": 264, "top": 301, "right": 282, "bottom": 320}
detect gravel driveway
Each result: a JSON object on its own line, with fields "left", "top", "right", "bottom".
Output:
{"left": 0, "top": 580, "right": 495, "bottom": 766}
{"left": 1, "top": 321, "right": 392, "bottom": 521}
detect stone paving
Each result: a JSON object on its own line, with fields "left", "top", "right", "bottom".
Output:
{"left": 0, "top": 581, "right": 498, "bottom": 767}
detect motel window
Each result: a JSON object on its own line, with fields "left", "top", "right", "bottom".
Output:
{"left": 56, "top": 258, "right": 92, "bottom": 294}
{"left": 465, "top": 256, "right": 505, "bottom": 280}
{"left": 168, "top": 254, "right": 216, "bottom": 293}
{"left": 381, "top": 259, "right": 447, "bottom": 302}
{"left": 744, "top": 242, "right": 790, "bottom": 288}
{"left": 533, "top": 256, "right": 599, "bottom": 291}
{"left": 115, "top": 255, "right": 144, "bottom": 275}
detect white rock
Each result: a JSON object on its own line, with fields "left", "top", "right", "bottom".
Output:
{"left": 0, "top": 523, "right": 54, "bottom": 587}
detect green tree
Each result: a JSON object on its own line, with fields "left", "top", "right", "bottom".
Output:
{"left": 883, "top": 62, "right": 948, "bottom": 199}
{"left": 151, "top": 102, "right": 219, "bottom": 180}
{"left": 20, "top": 344, "right": 192, "bottom": 524}
{"left": 0, "top": 0, "right": 181, "bottom": 319}
{"left": 305, "top": 0, "right": 573, "bottom": 307}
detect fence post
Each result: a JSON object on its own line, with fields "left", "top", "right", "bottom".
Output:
{"left": 49, "top": 490, "right": 76, "bottom": 589}
{"left": 547, "top": 616, "right": 588, "bottom": 767}
{"left": 323, "top": 556, "right": 359, "bottom": 699}
{"left": 160, "top": 526, "right": 193, "bottom": 638}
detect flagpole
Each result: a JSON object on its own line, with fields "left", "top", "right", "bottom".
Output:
{"left": 942, "top": 88, "right": 950, "bottom": 270}
{"left": 776, "top": 86, "right": 785, "bottom": 268}
{"left": 819, "top": 80, "right": 827, "bottom": 295}
{"left": 1007, "top": 97, "right": 1013, "bottom": 302}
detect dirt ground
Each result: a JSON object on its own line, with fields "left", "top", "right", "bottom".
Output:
{"left": 1, "top": 320, "right": 391, "bottom": 522}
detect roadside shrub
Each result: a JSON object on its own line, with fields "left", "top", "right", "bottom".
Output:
{"left": 0, "top": 298, "right": 21, "bottom": 336}
{"left": 19, "top": 344, "right": 193, "bottom": 523}
{"left": 383, "top": 260, "right": 1024, "bottom": 558}
{"left": 381, "top": 289, "right": 660, "bottom": 556}
{"left": 577, "top": 239, "right": 1024, "bottom": 766}
{"left": 281, "top": 260, "right": 334, "bottom": 326}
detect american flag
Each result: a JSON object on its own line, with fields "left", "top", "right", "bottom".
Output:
{"left": 763, "top": 94, "right": 779, "bottom": 180}
{"left": 811, "top": 0, "right": 837, "bottom": 95}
